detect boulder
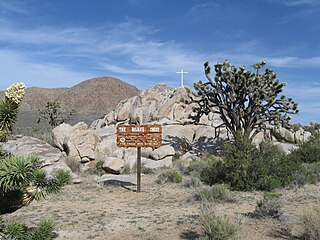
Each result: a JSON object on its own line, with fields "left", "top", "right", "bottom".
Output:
{"left": 273, "top": 142, "right": 299, "bottom": 155}
{"left": 52, "top": 123, "right": 72, "bottom": 151}
{"left": 149, "top": 145, "right": 175, "bottom": 160}
{"left": 99, "top": 174, "right": 135, "bottom": 186}
{"left": 142, "top": 156, "right": 173, "bottom": 169}
{"left": 102, "top": 157, "right": 125, "bottom": 174}
{"left": 0, "top": 136, "right": 63, "bottom": 166}
{"left": 69, "top": 122, "right": 101, "bottom": 160}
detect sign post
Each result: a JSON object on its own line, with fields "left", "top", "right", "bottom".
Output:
{"left": 116, "top": 125, "right": 162, "bottom": 192}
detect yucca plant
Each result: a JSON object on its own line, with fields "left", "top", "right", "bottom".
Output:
{"left": 0, "top": 216, "right": 55, "bottom": 240}
{"left": 0, "top": 101, "right": 18, "bottom": 132}
{"left": 4, "top": 221, "right": 26, "bottom": 240}
{"left": 0, "top": 155, "right": 70, "bottom": 213}
{"left": 0, "top": 82, "right": 26, "bottom": 142}
{"left": 28, "top": 219, "right": 55, "bottom": 240}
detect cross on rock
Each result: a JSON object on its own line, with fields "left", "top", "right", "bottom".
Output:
{"left": 176, "top": 69, "right": 188, "bottom": 87}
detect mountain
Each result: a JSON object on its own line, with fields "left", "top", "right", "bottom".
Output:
{"left": 0, "top": 77, "right": 140, "bottom": 128}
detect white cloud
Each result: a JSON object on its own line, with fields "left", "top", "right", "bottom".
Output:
{"left": 0, "top": 0, "right": 30, "bottom": 14}
{"left": 268, "top": 0, "right": 320, "bottom": 6}
{"left": 0, "top": 50, "right": 92, "bottom": 90}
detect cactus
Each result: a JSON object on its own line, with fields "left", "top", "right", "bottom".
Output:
{"left": 190, "top": 60, "right": 298, "bottom": 140}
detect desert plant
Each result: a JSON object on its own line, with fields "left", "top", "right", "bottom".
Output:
{"left": 190, "top": 60, "right": 298, "bottom": 142}
{"left": 300, "top": 206, "right": 320, "bottom": 240}
{"left": 288, "top": 133, "right": 320, "bottom": 164}
{"left": 194, "top": 184, "right": 236, "bottom": 203}
{"left": 37, "top": 100, "right": 76, "bottom": 129}
{"left": 253, "top": 192, "right": 283, "bottom": 219}
{"left": 0, "top": 217, "right": 55, "bottom": 240}
{"left": 65, "top": 158, "right": 81, "bottom": 173}
{"left": 156, "top": 170, "right": 182, "bottom": 184}
{"left": 96, "top": 160, "right": 104, "bottom": 171}
{"left": 0, "top": 83, "right": 26, "bottom": 142}
{"left": 199, "top": 211, "right": 242, "bottom": 240}
{"left": 142, "top": 167, "right": 154, "bottom": 174}
{"left": 0, "top": 155, "right": 70, "bottom": 213}
{"left": 28, "top": 219, "right": 55, "bottom": 240}
{"left": 184, "top": 176, "right": 202, "bottom": 188}
{"left": 201, "top": 134, "right": 301, "bottom": 191}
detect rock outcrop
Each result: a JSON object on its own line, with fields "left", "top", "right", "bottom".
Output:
{"left": 0, "top": 136, "right": 81, "bottom": 183}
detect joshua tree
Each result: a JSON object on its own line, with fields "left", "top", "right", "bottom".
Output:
{"left": 37, "top": 100, "right": 76, "bottom": 129}
{"left": 190, "top": 60, "right": 298, "bottom": 141}
{"left": 0, "top": 82, "right": 26, "bottom": 142}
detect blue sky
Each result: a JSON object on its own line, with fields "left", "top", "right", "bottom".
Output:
{"left": 0, "top": 0, "right": 320, "bottom": 124}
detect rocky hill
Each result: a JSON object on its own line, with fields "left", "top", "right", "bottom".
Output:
{"left": 1, "top": 77, "right": 140, "bottom": 127}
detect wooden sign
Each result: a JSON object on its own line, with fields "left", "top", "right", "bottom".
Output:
{"left": 117, "top": 125, "right": 162, "bottom": 148}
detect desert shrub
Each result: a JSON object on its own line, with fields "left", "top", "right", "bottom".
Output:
{"left": 185, "top": 155, "right": 218, "bottom": 178}
{"left": 201, "top": 134, "right": 301, "bottom": 191}
{"left": 0, "top": 155, "right": 70, "bottom": 213}
{"left": 199, "top": 211, "right": 242, "bottom": 240}
{"left": 156, "top": 170, "right": 182, "bottom": 184}
{"left": 65, "top": 158, "right": 81, "bottom": 173}
{"left": 0, "top": 217, "right": 55, "bottom": 240}
{"left": 253, "top": 192, "right": 283, "bottom": 219}
{"left": 288, "top": 133, "right": 320, "bottom": 164}
{"left": 96, "top": 160, "right": 104, "bottom": 171}
{"left": 300, "top": 206, "right": 320, "bottom": 240}
{"left": 142, "top": 167, "right": 154, "bottom": 174}
{"left": 194, "top": 184, "right": 236, "bottom": 203}
{"left": 292, "top": 162, "right": 320, "bottom": 186}
{"left": 184, "top": 176, "right": 202, "bottom": 188}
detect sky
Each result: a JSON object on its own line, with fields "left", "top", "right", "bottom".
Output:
{"left": 0, "top": 0, "right": 320, "bottom": 124}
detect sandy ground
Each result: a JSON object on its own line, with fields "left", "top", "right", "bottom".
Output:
{"left": 4, "top": 172, "right": 320, "bottom": 240}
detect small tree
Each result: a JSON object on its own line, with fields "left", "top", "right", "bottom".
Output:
{"left": 190, "top": 60, "right": 298, "bottom": 140}
{"left": 37, "top": 100, "right": 76, "bottom": 129}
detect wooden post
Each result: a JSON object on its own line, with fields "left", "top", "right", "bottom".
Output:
{"left": 137, "top": 146, "right": 141, "bottom": 192}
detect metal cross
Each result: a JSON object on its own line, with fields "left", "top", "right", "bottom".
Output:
{"left": 176, "top": 69, "right": 188, "bottom": 87}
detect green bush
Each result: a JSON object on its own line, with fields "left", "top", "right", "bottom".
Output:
{"left": 194, "top": 184, "right": 236, "bottom": 203}
{"left": 200, "top": 134, "right": 302, "bottom": 191}
{"left": 300, "top": 206, "right": 320, "bottom": 240}
{"left": 199, "top": 211, "right": 242, "bottom": 240}
{"left": 292, "top": 162, "right": 320, "bottom": 186}
{"left": 288, "top": 133, "right": 320, "bottom": 164}
{"left": 253, "top": 192, "right": 283, "bottom": 219}
{"left": 0, "top": 216, "right": 55, "bottom": 240}
{"left": 96, "top": 160, "right": 104, "bottom": 171}
{"left": 142, "top": 167, "right": 154, "bottom": 174}
{"left": 156, "top": 170, "right": 182, "bottom": 184}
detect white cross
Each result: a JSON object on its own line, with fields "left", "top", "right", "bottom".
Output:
{"left": 176, "top": 69, "right": 188, "bottom": 87}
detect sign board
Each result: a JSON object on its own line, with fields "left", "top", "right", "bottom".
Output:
{"left": 117, "top": 125, "right": 162, "bottom": 148}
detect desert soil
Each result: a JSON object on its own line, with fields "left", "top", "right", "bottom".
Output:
{"left": 3, "top": 172, "right": 320, "bottom": 240}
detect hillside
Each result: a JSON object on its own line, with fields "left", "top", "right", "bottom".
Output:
{"left": 0, "top": 77, "right": 140, "bottom": 128}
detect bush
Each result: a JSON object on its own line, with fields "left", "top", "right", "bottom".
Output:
{"left": 0, "top": 217, "right": 55, "bottom": 240}
{"left": 292, "top": 162, "right": 320, "bottom": 186}
{"left": 65, "top": 158, "right": 81, "bottom": 173}
{"left": 253, "top": 192, "right": 283, "bottom": 219}
{"left": 156, "top": 170, "right": 182, "bottom": 184}
{"left": 184, "top": 176, "right": 202, "bottom": 188}
{"left": 0, "top": 156, "right": 70, "bottom": 213}
{"left": 288, "top": 133, "right": 320, "bottom": 164}
{"left": 194, "top": 185, "right": 236, "bottom": 203}
{"left": 142, "top": 167, "right": 154, "bottom": 174}
{"left": 201, "top": 134, "right": 302, "bottom": 191}
{"left": 199, "top": 211, "right": 242, "bottom": 240}
{"left": 96, "top": 160, "right": 104, "bottom": 171}
{"left": 300, "top": 206, "right": 320, "bottom": 240}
